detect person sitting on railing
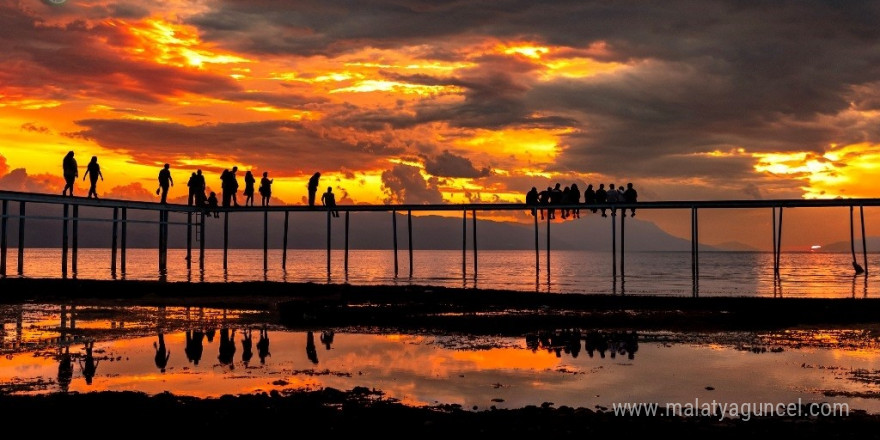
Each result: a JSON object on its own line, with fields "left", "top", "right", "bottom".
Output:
{"left": 206, "top": 191, "right": 220, "bottom": 218}
{"left": 623, "top": 182, "right": 638, "bottom": 217}
{"left": 525, "top": 187, "right": 539, "bottom": 218}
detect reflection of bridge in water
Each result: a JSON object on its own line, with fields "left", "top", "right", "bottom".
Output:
{"left": 1, "top": 190, "right": 878, "bottom": 295}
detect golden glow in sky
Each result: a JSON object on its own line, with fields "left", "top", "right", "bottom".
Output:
{"left": 3, "top": 0, "right": 880, "bottom": 249}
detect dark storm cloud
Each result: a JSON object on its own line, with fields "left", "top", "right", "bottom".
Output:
{"left": 381, "top": 163, "right": 444, "bottom": 204}
{"left": 188, "top": 0, "right": 880, "bottom": 186}
{"left": 423, "top": 150, "right": 490, "bottom": 178}
{"left": 67, "top": 118, "right": 402, "bottom": 174}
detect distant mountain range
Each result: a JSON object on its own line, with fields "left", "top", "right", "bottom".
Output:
{"left": 815, "top": 237, "right": 880, "bottom": 253}
{"left": 5, "top": 204, "right": 721, "bottom": 252}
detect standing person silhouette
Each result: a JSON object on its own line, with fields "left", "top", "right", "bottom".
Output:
{"left": 307, "top": 172, "right": 320, "bottom": 207}
{"left": 157, "top": 163, "right": 173, "bottom": 204}
{"left": 243, "top": 170, "right": 256, "bottom": 207}
{"left": 194, "top": 169, "right": 206, "bottom": 206}
{"left": 259, "top": 172, "right": 273, "bottom": 206}
{"left": 82, "top": 156, "right": 103, "bottom": 199}
{"left": 321, "top": 186, "right": 339, "bottom": 217}
{"left": 62, "top": 151, "right": 78, "bottom": 196}
{"left": 257, "top": 325, "right": 270, "bottom": 365}
{"left": 186, "top": 172, "right": 198, "bottom": 206}
{"left": 154, "top": 331, "right": 171, "bottom": 373}
{"left": 79, "top": 341, "right": 100, "bottom": 385}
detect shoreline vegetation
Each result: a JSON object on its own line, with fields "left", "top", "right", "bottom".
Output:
{"left": 3, "top": 277, "right": 880, "bottom": 434}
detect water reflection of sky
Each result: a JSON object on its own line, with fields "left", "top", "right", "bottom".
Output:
{"left": 3, "top": 304, "right": 880, "bottom": 414}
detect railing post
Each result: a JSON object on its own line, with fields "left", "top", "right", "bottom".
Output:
{"left": 223, "top": 211, "right": 229, "bottom": 270}
{"left": 327, "top": 208, "right": 332, "bottom": 277}
{"left": 344, "top": 211, "right": 350, "bottom": 274}
{"left": 186, "top": 212, "right": 192, "bottom": 270}
{"left": 72, "top": 205, "right": 78, "bottom": 274}
{"left": 158, "top": 209, "right": 167, "bottom": 273}
{"left": 621, "top": 211, "right": 625, "bottom": 280}
{"left": 62, "top": 204, "right": 69, "bottom": 277}
{"left": 0, "top": 199, "right": 6, "bottom": 276}
{"left": 534, "top": 210, "right": 539, "bottom": 279}
{"left": 407, "top": 209, "right": 413, "bottom": 278}
{"left": 611, "top": 207, "right": 616, "bottom": 282}
{"left": 462, "top": 208, "right": 467, "bottom": 279}
{"left": 772, "top": 206, "right": 777, "bottom": 277}
{"left": 198, "top": 211, "right": 205, "bottom": 271}
{"left": 111, "top": 207, "right": 118, "bottom": 275}
{"left": 861, "top": 205, "right": 868, "bottom": 275}
{"left": 472, "top": 209, "right": 477, "bottom": 279}
{"left": 264, "top": 209, "right": 269, "bottom": 273}
{"left": 392, "top": 210, "right": 398, "bottom": 278}
{"left": 282, "top": 211, "right": 289, "bottom": 270}
{"left": 17, "top": 201, "right": 25, "bottom": 275}
{"left": 776, "top": 206, "right": 783, "bottom": 277}
{"left": 121, "top": 207, "right": 127, "bottom": 274}
{"left": 546, "top": 213, "right": 550, "bottom": 278}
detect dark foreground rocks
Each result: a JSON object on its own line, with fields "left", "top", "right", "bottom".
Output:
{"left": 3, "top": 388, "right": 880, "bottom": 437}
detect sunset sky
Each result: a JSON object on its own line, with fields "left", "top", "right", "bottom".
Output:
{"left": 3, "top": 0, "right": 880, "bottom": 249}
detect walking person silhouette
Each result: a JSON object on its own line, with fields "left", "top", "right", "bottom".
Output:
{"left": 82, "top": 156, "right": 103, "bottom": 199}
{"left": 243, "top": 170, "right": 256, "bottom": 207}
{"left": 62, "top": 151, "right": 78, "bottom": 196}
{"left": 157, "top": 163, "right": 173, "bottom": 204}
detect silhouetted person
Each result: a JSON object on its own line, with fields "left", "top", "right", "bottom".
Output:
{"left": 561, "top": 186, "right": 572, "bottom": 219}
{"left": 584, "top": 184, "right": 596, "bottom": 213}
{"left": 525, "top": 187, "right": 539, "bottom": 217}
{"left": 243, "top": 171, "right": 256, "bottom": 206}
{"left": 306, "top": 331, "right": 318, "bottom": 364}
{"left": 570, "top": 183, "right": 581, "bottom": 218}
{"left": 82, "top": 155, "right": 103, "bottom": 199}
{"left": 241, "top": 328, "right": 253, "bottom": 367}
{"left": 259, "top": 172, "right": 273, "bottom": 206}
{"left": 157, "top": 163, "right": 173, "bottom": 203}
{"left": 218, "top": 327, "right": 236, "bottom": 367}
{"left": 57, "top": 345, "right": 73, "bottom": 392}
{"left": 187, "top": 172, "right": 199, "bottom": 206}
{"left": 79, "top": 341, "right": 99, "bottom": 385}
{"left": 195, "top": 169, "right": 207, "bottom": 205}
{"left": 220, "top": 167, "right": 240, "bottom": 207}
{"left": 307, "top": 172, "right": 321, "bottom": 207}
{"left": 62, "top": 151, "right": 78, "bottom": 196}
{"left": 538, "top": 186, "right": 553, "bottom": 220}
{"left": 320, "top": 330, "right": 335, "bottom": 350}
{"left": 257, "top": 326, "right": 270, "bottom": 365}
{"left": 154, "top": 332, "right": 171, "bottom": 373}
{"left": 185, "top": 328, "right": 205, "bottom": 366}
{"left": 595, "top": 184, "right": 608, "bottom": 217}
{"left": 321, "top": 186, "right": 339, "bottom": 217}
{"left": 207, "top": 191, "right": 219, "bottom": 217}
{"left": 623, "top": 182, "right": 638, "bottom": 217}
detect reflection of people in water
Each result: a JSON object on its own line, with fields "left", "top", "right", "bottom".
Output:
{"left": 57, "top": 345, "right": 73, "bottom": 392}
{"left": 526, "top": 329, "right": 638, "bottom": 360}
{"left": 320, "top": 330, "right": 335, "bottom": 350}
{"left": 257, "top": 326, "right": 270, "bottom": 365}
{"left": 241, "top": 328, "right": 253, "bottom": 367}
{"left": 79, "top": 341, "right": 100, "bottom": 385}
{"left": 306, "top": 331, "right": 319, "bottom": 364}
{"left": 185, "top": 328, "right": 205, "bottom": 366}
{"left": 218, "top": 327, "right": 237, "bottom": 367}
{"left": 154, "top": 332, "right": 171, "bottom": 373}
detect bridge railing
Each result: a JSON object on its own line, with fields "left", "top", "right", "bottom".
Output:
{"left": 1, "top": 189, "right": 877, "bottom": 294}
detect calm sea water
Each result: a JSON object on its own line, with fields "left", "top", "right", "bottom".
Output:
{"left": 2, "top": 304, "right": 879, "bottom": 415}
{"left": 3, "top": 248, "right": 878, "bottom": 297}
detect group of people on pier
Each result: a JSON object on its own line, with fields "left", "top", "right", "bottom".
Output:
{"left": 526, "top": 182, "right": 638, "bottom": 220}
